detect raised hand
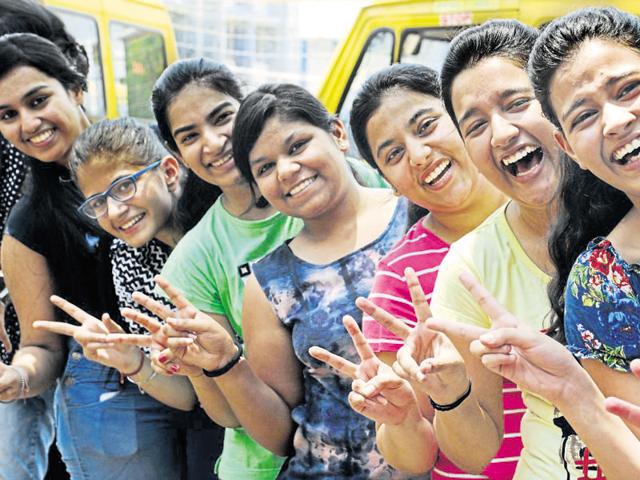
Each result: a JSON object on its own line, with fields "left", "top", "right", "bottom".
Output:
{"left": 605, "top": 359, "right": 640, "bottom": 427}
{"left": 359, "top": 267, "right": 469, "bottom": 403}
{"left": 449, "top": 273, "right": 582, "bottom": 404}
{"left": 109, "top": 276, "right": 238, "bottom": 376}
{"left": 34, "top": 295, "right": 141, "bottom": 374}
{"left": 309, "top": 315, "right": 418, "bottom": 426}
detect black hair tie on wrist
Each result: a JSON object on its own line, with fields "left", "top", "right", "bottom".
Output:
{"left": 430, "top": 381, "right": 472, "bottom": 412}
{"left": 203, "top": 337, "right": 244, "bottom": 378}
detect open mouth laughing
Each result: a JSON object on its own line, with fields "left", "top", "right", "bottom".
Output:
{"left": 613, "top": 137, "right": 640, "bottom": 166}
{"left": 422, "top": 159, "right": 452, "bottom": 187}
{"left": 500, "top": 145, "right": 544, "bottom": 177}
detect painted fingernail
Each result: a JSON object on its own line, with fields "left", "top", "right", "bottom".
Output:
{"left": 170, "top": 364, "right": 179, "bottom": 373}
{"left": 158, "top": 354, "right": 167, "bottom": 363}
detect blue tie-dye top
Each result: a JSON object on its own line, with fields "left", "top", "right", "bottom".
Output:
{"left": 564, "top": 237, "right": 640, "bottom": 372}
{"left": 252, "top": 197, "right": 425, "bottom": 479}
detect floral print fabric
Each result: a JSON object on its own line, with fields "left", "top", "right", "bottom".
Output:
{"left": 252, "top": 198, "right": 423, "bottom": 479}
{"left": 564, "top": 237, "right": 640, "bottom": 372}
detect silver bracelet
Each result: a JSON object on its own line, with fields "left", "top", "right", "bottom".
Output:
{"left": 128, "top": 368, "right": 157, "bottom": 395}
{"left": 0, "top": 366, "right": 30, "bottom": 403}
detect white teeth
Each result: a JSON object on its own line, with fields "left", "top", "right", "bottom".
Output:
{"left": 288, "top": 177, "right": 315, "bottom": 196}
{"left": 423, "top": 159, "right": 451, "bottom": 185}
{"left": 29, "top": 129, "right": 54, "bottom": 144}
{"left": 120, "top": 213, "right": 144, "bottom": 230}
{"left": 211, "top": 152, "right": 232, "bottom": 168}
{"left": 614, "top": 138, "right": 640, "bottom": 161}
{"left": 501, "top": 145, "right": 537, "bottom": 166}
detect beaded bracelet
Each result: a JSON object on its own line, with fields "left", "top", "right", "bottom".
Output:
{"left": 429, "top": 380, "right": 472, "bottom": 412}
{"left": 203, "top": 338, "right": 243, "bottom": 378}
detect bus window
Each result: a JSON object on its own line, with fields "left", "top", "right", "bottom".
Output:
{"left": 52, "top": 9, "right": 106, "bottom": 121}
{"left": 399, "top": 28, "right": 458, "bottom": 72}
{"left": 110, "top": 22, "right": 167, "bottom": 120}
{"left": 337, "top": 29, "right": 394, "bottom": 156}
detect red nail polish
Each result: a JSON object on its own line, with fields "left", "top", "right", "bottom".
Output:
{"left": 158, "top": 354, "right": 167, "bottom": 363}
{"left": 171, "top": 364, "right": 179, "bottom": 373}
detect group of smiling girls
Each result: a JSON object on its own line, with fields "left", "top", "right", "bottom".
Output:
{"left": 1, "top": 2, "right": 640, "bottom": 479}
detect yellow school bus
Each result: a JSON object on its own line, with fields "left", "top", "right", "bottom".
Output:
{"left": 41, "top": 0, "right": 178, "bottom": 121}
{"left": 318, "top": 0, "right": 640, "bottom": 133}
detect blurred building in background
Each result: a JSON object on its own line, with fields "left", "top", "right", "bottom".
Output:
{"left": 162, "top": 0, "right": 365, "bottom": 93}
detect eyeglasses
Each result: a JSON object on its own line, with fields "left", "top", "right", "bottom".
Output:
{"left": 78, "top": 160, "right": 162, "bottom": 219}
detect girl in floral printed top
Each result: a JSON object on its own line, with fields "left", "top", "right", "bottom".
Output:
{"left": 564, "top": 239, "right": 640, "bottom": 373}
{"left": 530, "top": 6, "right": 640, "bottom": 438}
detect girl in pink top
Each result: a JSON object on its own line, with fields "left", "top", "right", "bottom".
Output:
{"left": 313, "top": 64, "right": 519, "bottom": 478}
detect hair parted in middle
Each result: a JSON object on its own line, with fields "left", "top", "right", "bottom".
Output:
{"left": 350, "top": 63, "right": 441, "bottom": 171}
{"left": 440, "top": 19, "right": 538, "bottom": 131}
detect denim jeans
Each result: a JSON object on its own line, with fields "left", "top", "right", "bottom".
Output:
{"left": 54, "top": 340, "right": 185, "bottom": 480}
{"left": 0, "top": 389, "right": 55, "bottom": 480}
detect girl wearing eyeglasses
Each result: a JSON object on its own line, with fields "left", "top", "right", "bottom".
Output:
{"left": 0, "top": 34, "right": 196, "bottom": 479}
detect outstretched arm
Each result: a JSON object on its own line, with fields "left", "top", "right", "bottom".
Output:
{"left": 420, "top": 271, "right": 506, "bottom": 474}
{"left": 460, "top": 274, "right": 640, "bottom": 480}
{"left": 212, "top": 275, "right": 302, "bottom": 456}
{"left": 103, "top": 279, "right": 238, "bottom": 424}
{"left": 35, "top": 294, "right": 196, "bottom": 411}
{"left": 310, "top": 313, "right": 437, "bottom": 474}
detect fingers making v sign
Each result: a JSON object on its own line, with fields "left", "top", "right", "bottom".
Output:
{"left": 34, "top": 295, "right": 141, "bottom": 374}
{"left": 309, "top": 315, "right": 418, "bottom": 426}
{"left": 107, "top": 276, "right": 238, "bottom": 377}
{"left": 358, "top": 267, "right": 470, "bottom": 405}
{"left": 439, "top": 272, "right": 584, "bottom": 405}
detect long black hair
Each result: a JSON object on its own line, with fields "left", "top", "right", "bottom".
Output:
{"left": 528, "top": 7, "right": 637, "bottom": 341}
{"left": 440, "top": 20, "right": 538, "bottom": 131}
{"left": 151, "top": 58, "right": 247, "bottom": 209}
{"left": 0, "top": 0, "right": 89, "bottom": 79}
{"left": 0, "top": 33, "right": 99, "bottom": 261}
{"left": 350, "top": 63, "right": 441, "bottom": 223}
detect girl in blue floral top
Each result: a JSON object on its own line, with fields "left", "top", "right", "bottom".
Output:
{"left": 530, "top": 6, "right": 640, "bottom": 438}
{"left": 564, "top": 238, "right": 640, "bottom": 372}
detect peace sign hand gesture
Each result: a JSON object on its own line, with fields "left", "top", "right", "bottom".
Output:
{"left": 108, "top": 276, "right": 238, "bottom": 376}
{"left": 34, "top": 295, "right": 142, "bottom": 374}
{"left": 435, "top": 273, "right": 579, "bottom": 405}
{"left": 309, "top": 315, "right": 418, "bottom": 426}
{"left": 360, "top": 267, "right": 469, "bottom": 404}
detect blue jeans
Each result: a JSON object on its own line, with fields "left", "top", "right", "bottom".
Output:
{"left": 0, "top": 389, "right": 55, "bottom": 480}
{"left": 55, "top": 341, "right": 185, "bottom": 480}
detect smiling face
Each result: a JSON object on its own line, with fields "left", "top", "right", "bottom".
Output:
{"left": 551, "top": 39, "right": 640, "bottom": 203}
{"left": 167, "top": 83, "right": 243, "bottom": 188}
{"left": 366, "top": 88, "right": 481, "bottom": 212}
{"left": 452, "top": 56, "right": 560, "bottom": 207}
{"left": 248, "top": 116, "right": 351, "bottom": 220}
{"left": 76, "top": 156, "right": 180, "bottom": 248}
{"left": 0, "top": 66, "right": 85, "bottom": 167}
